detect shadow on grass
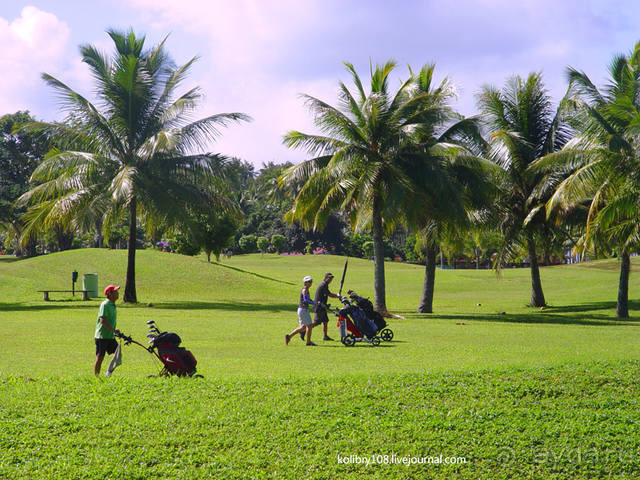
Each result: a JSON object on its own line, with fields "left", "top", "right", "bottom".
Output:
{"left": 425, "top": 311, "right": 640, "bottom": 327}
{"left": 0, "top": 301, "right": 97, "bottom": 312}
{"left": 321, "top": 342, "right": 397, "bottom": 349}
{"left": 156, "top": 301, "right": 293, "bottom": 312}
{"left": 0, "top": 256, "right": 21, "bottom": 264}
{"left": 213, "top": 262, "right": 296, "bottom": 286}
{"left": 542, "top": 300, "right": 640, "bottom": 314}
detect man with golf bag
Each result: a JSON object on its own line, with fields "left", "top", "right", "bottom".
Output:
{"left": 94, "top": 285, "right": 121, "bottom": 376}
{"left": 313, "top": 272, "right": 340, "bottom": 341}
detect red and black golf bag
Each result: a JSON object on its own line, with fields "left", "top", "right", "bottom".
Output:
{"left": 152, "top": 332, "right": 197, "bottom": 377}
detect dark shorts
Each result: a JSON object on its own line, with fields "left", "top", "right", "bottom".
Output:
{"left": 314, "top": 310, "right": 329, "bottom": 325}
{"left": 95, "top": 338, "right": 118, "bottom": 356}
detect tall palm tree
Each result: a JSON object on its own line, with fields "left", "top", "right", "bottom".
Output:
{"left": 478, "top": 73, "right": 572, "bottom": 307}
{"left": 281, "top": 61, "right": 492, "bottom": 315}
{"left": 281, "top": 61, "right": 426, "bottom": 314}
{"left": 536, "top": 41, "right": 640, "bottom": 317}
{"left": 407, "top": 67, "right": 495, "bottom": 313}
{"left": 18, "top": 29, "right": 249, "bottom": 302}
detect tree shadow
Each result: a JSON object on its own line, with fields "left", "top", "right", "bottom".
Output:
{"left": 155, "top": 301, "right": 293, "bottom": 312}
{"left": 0, "top": 256, "right": 21, "bottom": 264}
{"left": 428, "top": 312, "right": 640, "bottom": 327}
{"left": 542, "top": 300, "right": 640, "bottom": 314}
{"left": 213, "top": 262, "right": 296, "bottom": 285}
{"left": 0, "top": 301, "right": 97, "bottom": 312}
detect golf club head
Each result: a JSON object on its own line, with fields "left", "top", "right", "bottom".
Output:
{"left": 146, "top": 320, "right": 155, "bottom": 325}
{"left": 150, "top": 327, "right": 160, "bottom": 333}
{"left": 146, "top": 333, "right": 156, "bottom": 338}
{"left": 147, "top": 338, "right": 156, "bottom": 344}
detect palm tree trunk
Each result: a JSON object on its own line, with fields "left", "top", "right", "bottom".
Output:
{"left": 617, "top": 250, "right": 630, "bottom": 318}
{"left": 94, "top": 220, "right": 103, "bottom": 248}
{"left": 527, "top": 232, "right": 546, "bottom": 307}
{"left": 417, "top": 243, "right": 437, "bottom": 313}
{"left": 123, "top": 197, "right": 137, "bottom": 303}
{"left": 371, "top": 196, "right": 387, "bottom": 315}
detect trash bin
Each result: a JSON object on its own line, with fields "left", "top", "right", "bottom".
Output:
{"left": 83, "top": 273, "right": 99, "bottom": 298}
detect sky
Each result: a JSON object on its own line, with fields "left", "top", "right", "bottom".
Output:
{"left": 1, "top": 0, "right": 640, "bottom": 168}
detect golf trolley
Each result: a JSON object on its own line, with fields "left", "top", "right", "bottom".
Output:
{"left": 117, "top": 320, "right": 201, "bottom": 377}
{"left": 327, "top": 291, "right": 394, "bottom": 347}
{"left": 347, "top": 290, "right": 394, "bottom": 342}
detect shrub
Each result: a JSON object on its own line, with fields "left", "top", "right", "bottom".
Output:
{"left": 238, "top": 234, "right": 258, "bottom": 253}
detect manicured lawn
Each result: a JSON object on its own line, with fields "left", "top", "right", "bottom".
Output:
{"left": 1, "top": 364, "right": 639, "bottom": 479}
{"left": 1, "top": 250, "right": 639, "bottom": 478}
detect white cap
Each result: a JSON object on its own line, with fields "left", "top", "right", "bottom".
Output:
{"left": 303, "top": 275, "right": 312, "bottom": 282}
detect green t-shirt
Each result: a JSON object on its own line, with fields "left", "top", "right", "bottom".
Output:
{"left": 95, "top": 299, "right": 117, "bottom": 339}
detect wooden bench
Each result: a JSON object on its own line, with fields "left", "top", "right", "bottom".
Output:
{"left": 37, "top": 290, "right": 91, "bottom": 301}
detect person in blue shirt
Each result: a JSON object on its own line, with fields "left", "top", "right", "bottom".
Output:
{"left": 285, "top": 276, "right": 317, "bottom": 346}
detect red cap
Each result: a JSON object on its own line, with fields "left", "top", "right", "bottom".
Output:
{"left": 104, "top": 285, "right": 120, "bottom": 296}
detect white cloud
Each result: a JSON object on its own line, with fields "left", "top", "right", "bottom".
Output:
{"left": 8, "top": 0, "right": 633, "bottom": 166}
{"left": 118, "top": 0, "right": 625, "bottom": 165}
{"left": 0, "top": 7, "right": 86, "bottom": 116}
{"left": 121, "top": 0, "right": 334, "bottom": 166}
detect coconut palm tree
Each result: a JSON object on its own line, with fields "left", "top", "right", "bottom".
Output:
{"left": 535, "top": 41, "right": 640, "bottom": 317}
{"left": 281, "top": 61, "right": 420, "bottom": 314}
{"left": 281, "top": 61, "right": 492, "bottom": 315}
{"left": 18, "top": 29, "right": 249, "bottom": 302}
{"left": 407, "top": 67, "right": 495, "bottom": 313}
{"left": 477, "top": 72, "right": 573, "bottom": 307}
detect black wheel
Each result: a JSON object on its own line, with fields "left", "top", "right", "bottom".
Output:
{"left": 380, "top": 328, "right": 394, "bottom": 341}
{"left": 192, "top": 374, "right": 204, "bottom": 379}
{"left": 343, "top": 334, "right": 356, "bottom": 347}
{"left": 371, "top": 337, "right": 381, "bottom": 346}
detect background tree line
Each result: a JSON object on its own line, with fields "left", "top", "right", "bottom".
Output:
{"left": 1, "top": 28, "right": 638, "bottom": 317}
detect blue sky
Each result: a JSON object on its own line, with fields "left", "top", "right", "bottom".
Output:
{"left": 2, "top": 1, "right": 640, "bottom": 167}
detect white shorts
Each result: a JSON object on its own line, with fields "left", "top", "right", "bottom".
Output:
{"left": 297, "top": 307, "right": 313, "bottom": 327}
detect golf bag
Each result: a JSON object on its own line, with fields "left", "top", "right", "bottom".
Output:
{"left": 117, "top": 320, "right": 201, "bottom": 377}
{"left": 349, "top": 291, "right": 387, "bottom": 330}
{"left": 152, "top": 332, "right": 197, "bottom": 377}
{"left": 339, "top": 304, "right": 378, "bottom": 338}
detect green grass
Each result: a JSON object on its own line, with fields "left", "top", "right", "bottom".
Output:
{"left": 1, "top": 249, "right": 640, "bottom": 478}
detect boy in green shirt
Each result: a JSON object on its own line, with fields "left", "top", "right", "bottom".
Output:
{"left": 94, "top": 285, "right": 121, "bottom": 375}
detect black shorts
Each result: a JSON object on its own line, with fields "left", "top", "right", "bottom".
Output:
{"left": 314, "top": 310, "right": 329, "bottom": 325}
{"left": 95, "top": 338, "right": 118, "bottom": 356}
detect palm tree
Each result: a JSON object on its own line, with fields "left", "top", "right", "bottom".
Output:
{"left": 281, "top": 61, "right": 492, "bottom": 315}
{"left": 281, "top": 61, "right": 423, "bottom": 314}
{"left": 477, "top": 73, "right": 572, "bottom": 307}
{"left": 18, "top": 29, "right": 250, "bottom": 302}
{"left": 406, "top": 67, "right": 495, "bottom": 313}
{"left": 536, "top": 41, "right": 640, "bottom": 317}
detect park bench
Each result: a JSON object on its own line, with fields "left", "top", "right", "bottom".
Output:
{"left": 37, "top": 290, "right": 91, "bottom": 301}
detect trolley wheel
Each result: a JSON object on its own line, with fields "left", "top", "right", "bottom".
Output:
{"left": 192, "top": 374, "right": 204, "bottom": 379}
{"left": 371, "top": 337, "right": 381, "bottom": 346}
{"left": 380, "top": 328, "right": 394, "bottom": 341}
{"left": 343, "top": 334, "right": 356, "bottom": 347}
